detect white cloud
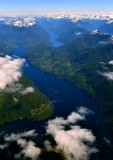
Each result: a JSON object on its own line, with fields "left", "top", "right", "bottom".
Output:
{"left": 44, "top": 140, "right": 52, "bottom": 151}
{"left": 0, "top": 56, "right": 35, "bottom": 95}
{"left": 78, "top": 106, "right": 94, "bottom": 115}
{"left": 21, "top": 86, "right": 34, "bottom": 95}
{"left": 0, "top": 130, "right": 40, "bottom": 159}
{"left": 98, "top": 71, "right": 113, "bottom": 80}
{"left": 47, "top": 112, "right": 84, "bottom": 129}
{"left": 22, "top": 141, "right": 41, "bottom": 159}
{"left": 0, "top": 144, "right": 8, "bottom": 150}
{"left": 46, "top": 108, "right": 98, "bottom": 160}
{"left": 109, "top": 60, "right": 113, "bottom": 65}
{"left": 16, "top": 139, "right": 41, "bottom": 159}
{"left": 5, "top": 130, "right": 36, "bottom": 142}
{"left": 17, "top": 138, "right": 27, "bottom": 148}
{"left": 0, "top": 55, "right": 25, "bottom": 90}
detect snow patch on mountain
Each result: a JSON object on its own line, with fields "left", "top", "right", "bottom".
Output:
{"left": 38, "top": 13, "right": 113, "bottom": 24}
{"left": 75, "top": 32, "right": 82, "bottom": 36}
{"left": 1, "top": 13, "right": 113, "bottom": 28}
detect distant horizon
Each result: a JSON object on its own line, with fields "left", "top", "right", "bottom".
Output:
{"left": 0, "top": 11, "right": 113, "bottom": 16}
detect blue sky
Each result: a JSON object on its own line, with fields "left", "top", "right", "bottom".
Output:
{"left": 0, "top": 0, "right": 113, "bottom": 14}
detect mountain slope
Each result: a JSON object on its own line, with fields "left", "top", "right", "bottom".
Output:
{"left": 0, "top": 22, "right": 50, "bottom": 47}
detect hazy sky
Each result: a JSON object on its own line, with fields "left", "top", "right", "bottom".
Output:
{"left": 0, "top": 0, "right": 113, "bottom": 14}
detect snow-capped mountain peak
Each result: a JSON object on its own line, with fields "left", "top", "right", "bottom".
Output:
{"left": 5, "top": 17, "right": 36, "bottom": 27}
{"left": 91, "top": 29, "right": 99, "bottom": 35}
{"left": 91, "top": 29, "right": 110, "bottom": 36}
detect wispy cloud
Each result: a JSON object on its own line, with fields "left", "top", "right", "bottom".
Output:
{"left": 21, "top": 86, "right": 34, "bottom": 95}
{"left": 4, "top": 130, "right": 37, "bottom": 142}
{"left": 78, "top": 106, "right": 94, "bottom": 115}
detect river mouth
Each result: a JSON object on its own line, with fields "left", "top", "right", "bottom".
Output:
{"left": 0, "top": 46, "right": 113, "bottom": 159}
